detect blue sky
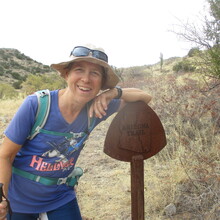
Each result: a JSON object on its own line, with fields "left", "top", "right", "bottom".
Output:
{"left": 0, "top": 0, "right": 207, "bottom": 67}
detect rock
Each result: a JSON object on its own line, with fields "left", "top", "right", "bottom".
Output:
{"left": 164, "top": 203, "right": 177, "bottom": 216}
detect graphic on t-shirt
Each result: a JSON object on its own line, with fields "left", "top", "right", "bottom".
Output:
{"left": 30, "top": 155, "right": 74, "bottom": 172}
{"left": 29, "top": 131, "right": 88, "bottom": 172}
{"left": 42, "top": 137, "right": 82, "bottom": 163}
{"left": 29, "top": 137, "right": 84, "bottom": 172}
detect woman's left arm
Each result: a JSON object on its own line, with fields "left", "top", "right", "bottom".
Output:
{"left": 89, "top": 87, "right": 152, "bottom": 118}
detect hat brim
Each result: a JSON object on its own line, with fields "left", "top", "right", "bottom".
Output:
{"left": 51, "top": 56, "right": 119, "bottom": 90}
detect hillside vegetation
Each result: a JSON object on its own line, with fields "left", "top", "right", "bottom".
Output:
{"left": 0, "top": 48, "right": 53, "bottom": 83}
{"left": 0, "top": 49, "right": 219, "bottom": 219}
{"left": 0, "top": 48, "right": 66, "bottom": 97}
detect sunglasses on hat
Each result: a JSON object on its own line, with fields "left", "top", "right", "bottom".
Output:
{"left": 70, "top": 46, "right": 108, "bottom": 63}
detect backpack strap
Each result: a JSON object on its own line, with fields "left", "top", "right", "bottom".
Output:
{"left": 35, "top": 103, "right": 96, "bottom": 140}
{"left": 28, "top": 89, "right": 51, "bottom": 140}
{"left": 12, "top": 166, "right": 83, "bottom": 187}
{"left": 28, "top": 90, "right": 97, "bottom": 140}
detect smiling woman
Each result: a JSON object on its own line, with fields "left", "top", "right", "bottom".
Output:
{"left": 0, "top": 44, "right": 152, "bottom": 220}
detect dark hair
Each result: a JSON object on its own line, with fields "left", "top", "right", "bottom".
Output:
{"left": 64, "top": 62, "right": 74, "bottom": 72}
{"left": 101, "top": 67, "right": 107, "bottom": 90}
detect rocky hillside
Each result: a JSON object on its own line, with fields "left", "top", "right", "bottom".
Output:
{"left": 0, "top": 48, "right": 54, "bottom": 85}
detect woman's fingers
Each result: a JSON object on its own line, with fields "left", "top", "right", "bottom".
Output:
{"left": 94, "top": 99, "right": 107, "bottom": 118}
{"left": 89, "top": 89, "right": 115, "bottom": 118}
{"left": 89, "top": 97, "right": 108, "bottom": 119}
{"left": 0, "top": 200, "right": 8, "bottom": 220}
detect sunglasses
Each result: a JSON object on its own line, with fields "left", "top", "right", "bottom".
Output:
{"left": 70, "top": 46, "right": 108, "bottom": 63}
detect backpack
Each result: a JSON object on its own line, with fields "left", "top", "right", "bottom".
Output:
{"left": 28, "top": 89, "right": 96, "bottom": 141}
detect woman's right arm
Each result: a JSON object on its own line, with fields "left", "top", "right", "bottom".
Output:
{"left": 0, "top": 136, "right": 22, "bottom": 219}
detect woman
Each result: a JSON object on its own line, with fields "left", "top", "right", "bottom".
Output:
{"left": 0, "top": 45, "right": 151, "bottom": 220}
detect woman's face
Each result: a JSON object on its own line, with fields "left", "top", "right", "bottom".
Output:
{"left": 65, "top": 61, "right": 103, "bottom": 102}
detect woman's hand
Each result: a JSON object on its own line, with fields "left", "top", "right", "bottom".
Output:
{"left": 0, "top": 200, "right": 8, "bottom": 220}
{"left": 88, "top": 87, "right": 152, "bottom": 118}
{"left": 89, "top": 88, "right": 117, "bottom": 118}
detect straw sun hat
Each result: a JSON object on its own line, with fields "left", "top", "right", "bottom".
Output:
{"left": 51, "top": 45, "right": 119, "bottom": 90}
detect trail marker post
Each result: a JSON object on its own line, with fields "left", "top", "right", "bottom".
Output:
{"left": 104, "top": 102, "right": 167, "bottom": 220}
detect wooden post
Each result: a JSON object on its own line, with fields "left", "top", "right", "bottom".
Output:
{"left": 131, "top": 155, "right": 144, "bottom": 220}
{"left": 104, "top": 102, "right": 167, "bottom": 219}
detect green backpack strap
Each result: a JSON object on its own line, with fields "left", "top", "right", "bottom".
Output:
{"left": 37, "top": 102, "right": 96, "bottom": 139}
{"left": 28, "top": 89, "right": 51, "bottom": 140}
{"left": 28, "top": 91, "right": 97, "bottom": 140}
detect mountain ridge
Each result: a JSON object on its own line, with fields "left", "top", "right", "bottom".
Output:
{"left": 0, "top": 48, "right": 54, "bottom": 85}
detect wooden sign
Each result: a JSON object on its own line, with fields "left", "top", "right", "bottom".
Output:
{"left": 104, "top": 101, "right": 166, "bottom": 162}
{"left": 104, "top": 101, "right": 167, "bottom": 220}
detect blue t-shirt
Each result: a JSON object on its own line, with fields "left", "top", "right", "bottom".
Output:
{"left": 5, "top": 90, "right": 120, "bottom": 213}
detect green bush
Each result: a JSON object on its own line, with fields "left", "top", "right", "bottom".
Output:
{"left": 22, "top": 74, "right": 66, "bottom": 94}
{"left": 173, "top": 60, "right": 196, "bottom": 73}
{"left": 5, "top": 70, "right": 12, "bottom": 78}
{"left": 13, "top": 80, "right": 23, "bottom": 89}
{"left": 188, "top": 47, "right": 200, "bottom": 57}
{"left": 0, "top": 66, "right": 4, "bottom": 76}
{"left": 10, "top": 61, "right": 21, "bottom": 69}
{"left": 15, "top": 52, "right": 27, "bottom": 60}
{"left": 31, "top": 67, "right": 46, "bottom": 74}
{"left": 0, "top": 62, "right": 10, "bottom": 69}
{"left": 10, "top": 72, "right": 22, "bottom": 80}
{"left": 0, "top": 50, "right": 10, "bottom": 61}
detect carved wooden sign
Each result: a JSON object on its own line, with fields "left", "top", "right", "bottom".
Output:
{"left": 104, "top": 101, "right": 166, "bottom": 162}
{"left": 104, "top": 101, "right": 167, "bottom": 220}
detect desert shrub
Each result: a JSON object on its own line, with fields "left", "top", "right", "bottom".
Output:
{"left": 6, "top": 70, "right": 12, "bottom": 74}
{"left": 0, "top": 66, "right": 4, "bottom": 76}
{"left": 173, "top": 60, "right": 196, "bottom": 73}
{"left": 42, "top": 65, "right": 51, "bottom": 72}
{"left": 188, "top": 47, "right": 200, "bottom": 57}
{"left": 22, "top": 74, "right": 66, "bottom": 94}
{"left": 121, "top": 66, "right": 146, "bottom": 82}
{"left": 13, "top": 50, "right": 32, "bottom": 61}
{"left": 15, "top": 52, "right": 27, "bottom": 60}
{"left": 0, "top": 52, "right": 10, "bottom": 60}
{"left": 12, "top": 80, "right": 23, "bottom": 89}
{"left": 31, "top": 67, "right": 43, "bottom": 74}
{"left": 10, "top": 60, "right": 21, "bottom": 69}
{"left": 0, "top": 62, "right": 10, "bottom": 69}
{"left": 0, "top": 83, "right": 18, "bottom": 99}
{"left": 10, "top": 72, "right": 22, "bottom": 80}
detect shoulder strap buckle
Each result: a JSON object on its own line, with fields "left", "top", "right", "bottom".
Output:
{"left": 38, "top": 90, "right": 49, "bottom": 97}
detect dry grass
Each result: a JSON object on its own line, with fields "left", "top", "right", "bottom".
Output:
{"left": 0, "top": 98, "right": 24, "bottom": 142}
{"left": 0, "top": 98, "right": 22, "bottom": 116}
